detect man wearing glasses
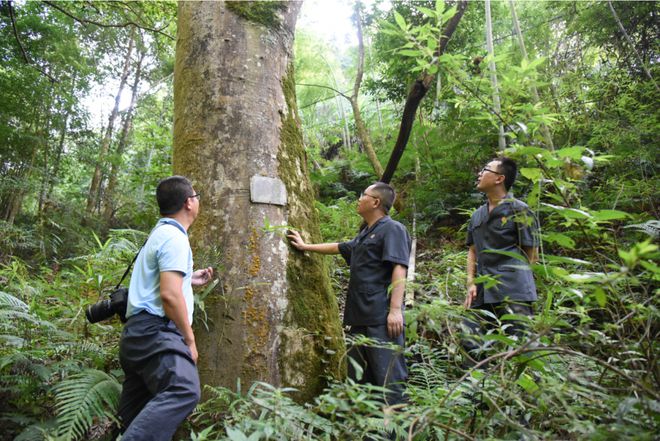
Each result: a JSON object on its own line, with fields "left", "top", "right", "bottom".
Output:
{"left": 288, "top": 182, "right": 411, "bottom": 406}
{"left": 118, "top": 176, "right": 214, "bottom": 440}
{"left": 463, "top": 157, "right": 539, "bottom": 365}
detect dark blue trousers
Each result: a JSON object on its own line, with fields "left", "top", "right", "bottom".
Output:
{"left": 118, "top": 312, "right": 200, "bottom": 441}
{"left": 347, "top": 325, "right": 408, "bottom": 405}
{"left": 461, "top": 301, "right": 534, "bottom": 367}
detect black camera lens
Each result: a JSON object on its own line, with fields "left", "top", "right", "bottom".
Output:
{"left": 85, "top": 299, "right": 115, "bottom": 323}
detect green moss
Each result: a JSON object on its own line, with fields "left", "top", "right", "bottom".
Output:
{"left": 277, "top": 63, "right": 346, "bottom": 402}
{"left": 226, "top": 1, "right": 286, "bottom": 29}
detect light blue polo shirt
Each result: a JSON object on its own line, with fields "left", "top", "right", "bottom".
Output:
{"left": 126, "top": 218, "right": 194, "bottom": 325}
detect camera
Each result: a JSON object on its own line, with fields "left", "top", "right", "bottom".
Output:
{"left": 85, "top": 287, "right": 128, "bottom": 323}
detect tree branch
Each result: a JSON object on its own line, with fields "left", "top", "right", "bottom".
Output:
{"left": 607, "top": 0, "right": 658, "bottom": 90}
{"left": 8, "top": 0, "right": 58, "bottom": 83}
{"left": 296, "top": 83, "right": 350, "bottom": 100}
{"left": 42, "top": 0, "right": 174, "bottom": 40}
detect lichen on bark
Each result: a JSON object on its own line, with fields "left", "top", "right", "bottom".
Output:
{"left": 226, "top": 1, "right": 286, "bottom": 29}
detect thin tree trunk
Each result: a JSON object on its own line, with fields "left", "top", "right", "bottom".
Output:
{"left": 103, "top": 47, "right": 145, "bottom": 222}
{"left": 485, "top": 0, "right": 506, "bottom": 150}
{"left": 174, "top": 0, "right": 343, "bottom": 401}
{"left": 85, "top": 30, "right": 135, "bottom": 214}
{"left": 349, "top": 1, "right": 383, "bottom": 177}
{"left": 43, "top": 111, "right": 68, "bottom": 208}
{"left": 509, "top": 0, "right": 554, "bottom": 151}
{"left": 381, "top": 0, "right": 468, "bottom": 183}
{"left": 37, "top": 89, "right": 55, "bottom": 214}
{"left": 405, "top": 155, "right": 420, "bottom": 305}
{"left": 607, "top": 0, "right": 658, "bottom": 90}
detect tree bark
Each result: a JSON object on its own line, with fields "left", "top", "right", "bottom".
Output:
{"left": 173, "top": 0, "right": 344, "bottom": 401}
{"left": 381, "top": 0, "right": 468, "bottom": 184}
{"left": 485, "top": 0, "right": 506, "bottom": 150}
{"left": 85, "top": 29, "right": 135, "bottom": 214}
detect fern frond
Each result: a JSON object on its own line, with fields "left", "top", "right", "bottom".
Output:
{"left": 54, "top": 368, "right": 121, "bottom": 440}
{"left": 624, "top": 220, "right": 660, "bottom": 238}
{"left": 0, "top": 291, "right": 29, "bottom": 311}
{"left": 15, "top": 419, "right": 57, "bottom": 441}
{"left": 0, "top": 333, "right": 25, "bottom": 347}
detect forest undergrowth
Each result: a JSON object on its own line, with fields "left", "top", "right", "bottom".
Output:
{"left": 1, "top": 161, "right": 658, "bottom": 440}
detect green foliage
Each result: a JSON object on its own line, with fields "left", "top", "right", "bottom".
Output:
{"left": 315, "top": 198, "right": 361, "bottom": 244}
{"left": 53, "top": 369, "right": 121, "bottom": 440}
{"left": 0, "top": 231, "right": 139, "bottom": 439}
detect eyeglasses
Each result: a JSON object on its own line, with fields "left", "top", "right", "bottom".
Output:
{"left": 480, "top": 167, "right": 503, "bottom": 176}
{"left": 188, "top": 193, "right": 201, "bottom": 200}
{"left": 360, "top": 191, "right": 379, "bottom": 200}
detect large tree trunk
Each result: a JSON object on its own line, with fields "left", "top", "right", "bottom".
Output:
{"left": 173, "top": 0, "right": 344, "bottom": 401}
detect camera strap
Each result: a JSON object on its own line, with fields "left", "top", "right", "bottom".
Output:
{"left": 114, "top": 222, "right": 170, "bottom": 290}
{"left": 114, "top": 239, "right": 148, "bottom": 290}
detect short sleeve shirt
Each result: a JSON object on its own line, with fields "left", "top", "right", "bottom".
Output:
{"left": 466, "top": 195, "right": 539, "bottom": 306}
{"left": 338, "top": 216, "right": 411, "bottom": 326}
{"left": 126, "top": 218, "right": 194, "bottom": 324}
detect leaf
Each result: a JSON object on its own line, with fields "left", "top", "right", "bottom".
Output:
{"left": 517, "top": 373, "right": 540, "bottom": 393}
{"left": 435, "top": 0, "right": 445, "bottom": 16}
{"left": 543, "top": 232, "right": 576, "bottom": 249}
{"left": 504, "top": 145, "right": 549, "bottom": 158}
{"left": 543, "top": 255, "right": 591, "bottom": 265}
{"left": 394, "top": 11, "right": 407, "bottom": 31}
{"left": 398, "top": 49, "right": 423, "bottom": 57}
{"left": 441, "top": 5, "right": 457, "bottom": 24}
{"left": 519, "top": 167, "right": 542, "bottom": 182}
{"left": 593, "top": 287, "right": 607, "bottom": 307}
{"left": 226, "top": 427, "right": 249, "bottom": 441}
{"left": 556, "top": 146, "right": 585, "bottom": 160}
{"left": 591, "top": 209, "right": 629, "bottom": 221}
{"left": 541, "top": 203, "right": 592, "bottom": 219}
{"left": 417, "top": 6, "right": 436, "bottom": 18}
{"left": 482, "top": 249, "right": 530, "bottom": 262}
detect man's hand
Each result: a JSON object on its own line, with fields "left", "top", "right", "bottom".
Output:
{"left": 464, "top": 283, "right": 477, "bottom": 308}
{"left": 186, "top": 338, "right": 199, "bottom": 364}
{"left": 287, "top": 230, "right": 307, "bottom": 251}
{"left": 191, "top": 267, "right": 214, "bottom": 286}
{"left": 387, "top": 307, "right": 404, "bottom": 338}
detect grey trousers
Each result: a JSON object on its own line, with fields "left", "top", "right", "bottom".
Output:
{"left": 347, "top": 325, "right": 408, "bottom": 406}
{"left": 118, "top": 312, "right": 200, "bottom": 441}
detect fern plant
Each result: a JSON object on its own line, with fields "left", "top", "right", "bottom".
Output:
{"left": 52, "top": 368, "right": 121, "bottom": 440}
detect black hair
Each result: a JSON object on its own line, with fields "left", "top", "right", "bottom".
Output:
{"left": 495, "top": 157, "right": 517, "bottom": 191}
{"left": 156, "top": 176, "right": 194, "bottom": 215}
{"left": 370, "top": 182, "right": 396, "bottom": 213}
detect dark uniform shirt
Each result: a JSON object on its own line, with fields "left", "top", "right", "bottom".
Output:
{"left": 466, "top": 194, "right": 539, "bottom": 306}
{"left": 338, "top": 216, "right": 411, "bottom": 326}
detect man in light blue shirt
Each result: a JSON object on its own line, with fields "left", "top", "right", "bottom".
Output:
{"left": 118, "top": 176, "right": 213, "bottom": 441}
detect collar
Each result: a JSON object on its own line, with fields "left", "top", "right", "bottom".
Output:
{"left": 359, "top": 215, "right": 390, "bottom": 238}
{"left": 157, "top": 218, "right": 188, "bottom": 236}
